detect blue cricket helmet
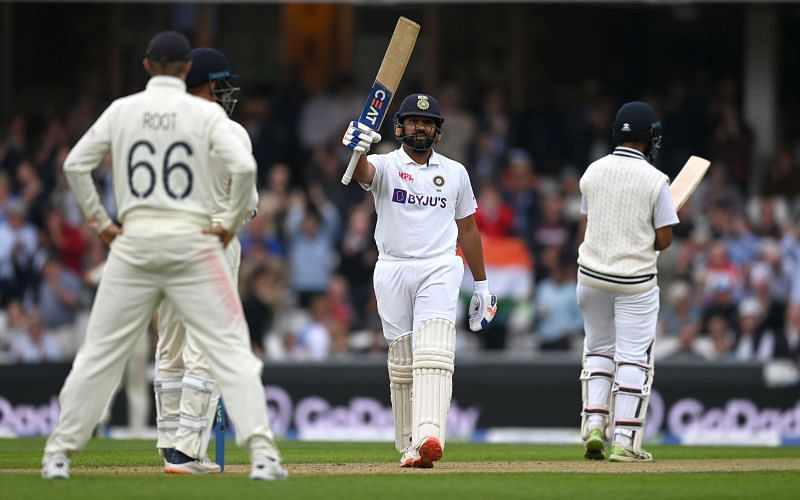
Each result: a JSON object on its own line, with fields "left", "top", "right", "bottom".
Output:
{"left": 612, "top": 101, "right": 662, "bottom": 161}
{"left": 185, "top": 48, "right": 240, "bottom": 116}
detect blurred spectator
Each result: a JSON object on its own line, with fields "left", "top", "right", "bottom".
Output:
{"left": 38, "top": 256, "right": 84, "bottom": 356}
{"left": 700, "top": 241, "right": 741, "bottom": 299}
{"left": 298, "top": 75, "right": 361, "bottom": 150}
{"left": 286, "top": 189, "right": 340, "bottom": 307}
{"left": 242, "top": 265, "right": 281, "bottom": 357}
{"left": 778, "top": 303, "right": 800, "bottom": 361}
{"left": 660, "top": 281, "right": 701, "bottom": 339}
{"left": 45, "top": 210, "right": 86, "bottom": 275}
{"left": 501, "top": 149, "right": 538, "bottom": 237}
{"left": 306, "top": 148, "right": 360, "bottom": 217}
{"left": 533, "top": 256, "right": 582, "bottom": 350}
{"left": 706, "top": 92, "right": 753, "bottom": 193}
{"left": 240, "top": 211, "right": 286, "bottom": 263}
{"left": 0, "top": 200, "right": 38, "bottom": 306}
{"left": 0, "top": 171, "right": 19, "bottom": 223}
{"left": 760, "top": 148, "right": 800, "bottom": 199}
{"left": 700, "top": 274, "right": 738, "bottom": 337}
{"left": 0, "top": 114, "right": 27, "bottom": 179}
{"left": 337, "top": 206, "right": 377, "bottom": 320}
{"left": 435, "top": 82, "right": 476, "bottom": 164}
{"left": 474, "top": 184, "right": 514, "bottom": 237}
{"left": 8, "top": 308, "right": 63, "bottom": 363}
{"left": 733, "top": 298, "right": 775, "bottom": 362}
{"left": 559, "top": 167, "right": 583, "bottom": 224}
{"left": 706, "top": 314, "right": 735, "bottom": 361}
{"left": 726, "top": 216, "right": 760, "bottom": 267}
{"left": 530, "top": 191, "right": 575, "bottom": 262}
{"left": 293, "top": 295, "right": 333, "bottom": 361}
{"left": 15, "top": 159, "right": 48, "bottom": 228}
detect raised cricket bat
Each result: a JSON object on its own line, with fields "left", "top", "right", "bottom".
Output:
{"left": 670, "top": 155, "right": 711, "bottom": 211}
{"left": 341, "top": 17, "right": 420, "bottom": 185}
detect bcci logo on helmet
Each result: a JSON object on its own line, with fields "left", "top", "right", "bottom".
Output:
{"left": 416, "top": 95, "right": 430, "bottom": 110}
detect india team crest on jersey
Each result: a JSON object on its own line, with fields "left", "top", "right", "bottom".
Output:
{"left": 417, "top": 95, "right": 430, "bottom": 110}
{"left": 433, "top": 175, "right": 445, "bottom": 187}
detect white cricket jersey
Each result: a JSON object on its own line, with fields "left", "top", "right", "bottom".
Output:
{"left": 63, "top": 76, "right": 256, "bottom": 231}
{"left": 362, "top": 147, "right": 477, "bottom": 259}
{"left": 210, "top": 120, "right": 259, "bottom": 228}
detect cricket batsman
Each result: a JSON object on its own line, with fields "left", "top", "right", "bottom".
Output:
{"left": 577, "top": 101, "right": 678, "bottom": 462}
{"left": 341, "top": 93, "right": 497, "bottom": 468}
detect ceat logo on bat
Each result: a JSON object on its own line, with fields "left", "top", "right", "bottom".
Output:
{"left": 359, "top": 82, "right": 392, "bottom": 128}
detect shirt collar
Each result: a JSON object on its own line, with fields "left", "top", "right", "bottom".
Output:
{"left": 612, "top": 146, "right": 647, "bottom": 160}
{"left": 397, "top": 146, "right": 441, "bottom": 168}
{"left": 146, "top": 75, "right": 187, "bottom": 92}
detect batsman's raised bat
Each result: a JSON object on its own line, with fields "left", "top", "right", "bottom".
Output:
{"left": 341, "top": 16, "right": 420, "bottom": 185}
{"left": 670, "top": 155, "right": 711, "bottom": 211}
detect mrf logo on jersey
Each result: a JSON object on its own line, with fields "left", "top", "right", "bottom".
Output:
{"left": 392, "top": 188, "right": 447, "bottom": 208}
{"left": 398, "top": 172, "right": 414, "bottom": 182}
{"left": 358, "top": 82, "right": 392, "bottom": 128}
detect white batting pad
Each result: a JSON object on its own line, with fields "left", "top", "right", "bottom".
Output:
{"left": 613, "top": 359, "right": 654, "bottom": 452}
{"left": 154, "top": 377, "right": 182, "bottom": 449}
{"left": 174, "top": 373, "right": 217, "bottom": 459}
{"left": 412, "top": 318, "right": 456, "bottom": 449}
{"left": 580, "top": 353, "right": 615, "bottom": 440}
{"left": 388, "top": 332, "right": 413, "bottom": 452}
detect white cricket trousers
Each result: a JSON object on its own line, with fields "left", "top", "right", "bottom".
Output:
{"left": 44, "top": 219, "right": 279, "bottom": 459}
{"left": 157, "top": 238, "right": 241, "bottom": 380}
{"left": 577, "top": 282, "right": 659, "bottom": 363}
{"left": 373, "top": 254, "right": 464, "bottom": 342}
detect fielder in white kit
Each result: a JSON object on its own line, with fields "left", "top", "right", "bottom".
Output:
{"left": 154, "top": 47, "right": 260, "bottom": 474}
{"left": 41, "top": 32, "right": 286, "bottom": 480}
{"left": 577, "top": 101, "right": 678, "bottom": 462}
{"left": 342, "top": 93, "right": 497, "bottom": 468}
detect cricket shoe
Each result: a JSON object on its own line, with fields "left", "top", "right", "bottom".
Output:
{"left": 584, "top": 428, "right": 605, "bottom": 460}
{"left": 164, "top": 448, "right": 216, "bottom": 475}
{"left": 41, "top": 452, "right": 70, "bottom": 479}
{"left": 400, "top": 446, "right": 421, "bottom": 468}
{"left": 608, "top": 443, "right": 653, "bottom": 462}
{"left": 400, "top": 438, "right": 442, "bottom": 469}
{"left": 250, "top": 454, "right": 289, "bottom": 480}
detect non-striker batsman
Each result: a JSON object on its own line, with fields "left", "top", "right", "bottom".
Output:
{"left": 342, "top": 93, "right": 497, "bottom": 468}
{"left": 577, "top": 101, "right": 678, "bottom": 462}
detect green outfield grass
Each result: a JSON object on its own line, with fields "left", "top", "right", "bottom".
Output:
{"left": 1, "top": 439, "right": 799, "bottom": 500}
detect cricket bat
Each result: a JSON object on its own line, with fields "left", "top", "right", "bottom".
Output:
{"left": 341, "top": 17, "right": 420, "bottom": 185}
{"left": 670, "top": 155, "right": 711, "bottom": 211}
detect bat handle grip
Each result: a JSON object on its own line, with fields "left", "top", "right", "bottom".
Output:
{"left": 341, "top": 150, "right": 362, "bottom": 185}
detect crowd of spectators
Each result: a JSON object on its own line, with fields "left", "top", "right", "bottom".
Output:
{"left": 1, "top": 72, "right": 800, "bottom": 370}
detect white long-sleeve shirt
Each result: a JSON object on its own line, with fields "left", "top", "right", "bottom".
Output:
{"left": 63, "top": 76, "right": 256, "bottom": 232}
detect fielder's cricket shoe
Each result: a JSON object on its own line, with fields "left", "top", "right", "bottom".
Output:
{"left": 584, "top": 428, "right": 605, "bottom": 460}
{"left": 41, "top": 452, "right": 70, "bottom": 479}
{"left": 608, "top": 443, "right": 653, "bottom": 462}
{"left": 199, "top": 456, "right": 222, "bottom": 473}
{"left": 250, "top": 454, "right": 289, "bottom": 480}
{"left": 164, "top": 448, "right": 217, "bottom": 475}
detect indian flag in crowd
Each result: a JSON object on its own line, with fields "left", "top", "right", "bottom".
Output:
{"left": 459, "top": 236, "right": 534, "bottom": 299}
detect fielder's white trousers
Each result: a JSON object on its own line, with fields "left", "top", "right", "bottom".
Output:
{"left": 373, "top": 254, "right": 464, "bottom": 342}
{"left": 45, "top": 220, "right": 278, "bottom": 459}
{"left": 577, "top": 282, "right": 659, "bottom": 363}
{"left": 157, "top": 238, "right": 241, "bottom": 380}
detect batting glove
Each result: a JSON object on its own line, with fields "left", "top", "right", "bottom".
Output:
{"left": 342, "top": 121, "right": 381, "bottom": 154}
{"left": 468, "top": 280, "right": 498, "bottom": 332}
